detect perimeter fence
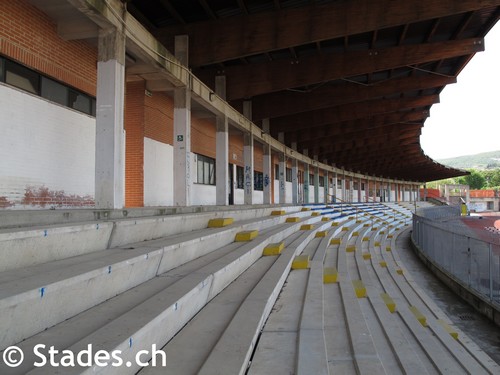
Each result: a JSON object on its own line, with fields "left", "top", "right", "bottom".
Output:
{"left": 412, "top": 206, "right": 500, "bottom": 304}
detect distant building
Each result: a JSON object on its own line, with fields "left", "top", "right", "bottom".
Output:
{"left": 421, "top": 185, "right": 500, "bottom": 212}
{"left": 469, "top": 189, "right": 500, "bottom": 212}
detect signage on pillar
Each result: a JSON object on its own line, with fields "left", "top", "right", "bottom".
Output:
{"left": 177, "top": 135, "right": 184, "bottom": 142}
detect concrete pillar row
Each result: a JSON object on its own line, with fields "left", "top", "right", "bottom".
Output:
{"left": 278, "top": 153, "right": 286, "bottom": 204}
{"left": 215, "top": 75, "right": 229, "bottom": 206}
{"left": 324, "top": 170, "right": 329, "bottom": 204}
{"left": 291, "top": 144, "right": 299, "bottom": 205}
{"left": 243, "top": 101, "right": 254, "bottom": 205}
{"left": 173, "top": 35, "right": 192, "bottom": 206}
{"left": 342, "top": 171, "right": 346, "bottom": 202}
{"left": 303, "top": 149, "right": 309, "bottom": 204}
{"left": 263, "top": 143, "right": 272, "bottom": 205}
{"left": 95, "top": 27, "right": 126, "bottom": 209}
{"left": 314, "top": 161, "right": 320, "bottom": 204}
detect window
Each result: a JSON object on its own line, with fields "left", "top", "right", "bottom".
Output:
{"left": 254, "top": 171, "right": 263, "bottom": 191}
{"left": 274, "top": 165, "right": 279, "bottom": 180}
{"left": 41, "top": 77, "right": 68, "bottom": 106}
{"left": 6, "top": 60, "right": 39, "bottom": 94}
{"left": 236, "top": 166, "right": 244, "bottom": 189}
{"left": 1, "top": 56, "right": 96, "bottom": 116}
{"left": 286, "top": 168, "right": 292, "bottom": 182}
{"left": 196, "top": 154, "right": 215, "bottom": 185}
{"left": 319, "top": 176, "right": 325, "bottom": 187}
{"left": 309, "top": 174, "right": 314, "bottom": 185}
{"left": 337, "top": 179, "right": 342, "bottom": 187}
{"left": 361, "top": 183, "right": 365, "bottom": 191}
{"left": 0, "top": 57, "right": 4, "bottom": 82}
{"left": 69, "top": 89, "right": 91, "bottom": 114}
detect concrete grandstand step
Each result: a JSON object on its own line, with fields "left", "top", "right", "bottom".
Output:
{"left": 196, "top": 219, "right": 333, "bottom": 375}
{"left": 15, "top": 213, "right": 309, "bottom": 375}
{"left": 141, "top": 222, "right": 326, "bottom": 375}
{"left": 0, "top": 208, "right": 310, "bottom": 350}
{"left": 0, "top": 222, "right": 114, "bottom": 272}
{"left": 0, "top": 206, "right": 304, "bottom": 273}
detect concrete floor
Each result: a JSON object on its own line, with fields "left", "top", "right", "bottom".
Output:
{"left": 397, "top": 230, "right": 500, "bottom": 365}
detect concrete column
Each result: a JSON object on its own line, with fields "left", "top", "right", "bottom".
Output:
{"left": 350, "top": 176, "right": 354, "bottom": 202}
{"left": 215, "top": 75, "right": 228, "bottom": 205}
{"left": 243, "top": 101, "right": 254, "bottom": 205}
{"left": 243, "top": 133, "right": 254, "bottom": 205}
{"left": 303, "top": 163, "right": 310, "bottom": 204}
{"left": 95, "top": 28, "right": 126, "bottom": 209}
{"left": 314, "top": 165, "right": 320, "bottom": 204}
{"left": 262, "top": 119, "right": 272, "bottom": 203}
{"left": 324, "top": 170, "right": 329, "bottom": 204}
{"left": 243, "top": 100, "right": 252, "bottom": 121}
{"left": 173, "top": 35, "right": 192, "bottom": 206}
{"left": 342, "top": 171, "right": 346, "bottom": 201}
{"left": 291, "top": 143, "right": 299, "bottom": 205}
{"left": 278, "top": 132, "right": 285, "bottom": 144}
{"left": 263, "top": 144, "right": 272, "bottom": 204}
{"left": 279, "top": 153, "right": 286, "bottom": 203}
{"left": 358, "top": 178, "right": 362, "bottom": 202}
{"left": 292, "top": 158, "right": 299, "bottom": 205}
{"left": 387, "top": 182, "right": 391, "bottom": 202}
{"left": 332, "top": 172, "right": 337, "bottom": 203}
{"left": 262, "top": 118, "right": 270, "bottom": 134}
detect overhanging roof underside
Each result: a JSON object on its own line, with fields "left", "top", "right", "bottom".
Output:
{"left": 127, "top": 0, "right": 500, "bottom": 182}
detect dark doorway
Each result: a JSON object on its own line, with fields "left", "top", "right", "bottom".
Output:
{"left": 229, "top": 164, "right": 234, "bottom": 205}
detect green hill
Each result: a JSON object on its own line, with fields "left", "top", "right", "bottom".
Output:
{"left": 437, "top": 150, "right": 500, "bottom": 170}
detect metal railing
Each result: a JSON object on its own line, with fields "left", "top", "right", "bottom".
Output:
{"left": 412, "top": 206, "right": 500, "bottom": 304}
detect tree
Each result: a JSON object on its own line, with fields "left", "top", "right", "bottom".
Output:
{"left": 486, "top": 169, "right": 500, "bottom": 188}
{"left": 457, "top": 169, "right": 486, "bottom": 189}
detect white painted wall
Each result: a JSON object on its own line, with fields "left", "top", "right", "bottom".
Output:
{"left": 0, "top": 85, "right": 95, "bottom": 207}
{"left": 193, "top": 183, "right": 217, "bottom": 205}
{"left": 286, "top": 181, "right": 293, "bottom": 203}
{"left": 336, "top": 188, "right": 342, "bottom": 201}
{"left": 360, "top": 190, "right": 366, "bottom": 202}
{"left": 144, "top": 137, "right": 173, "bottom": 206}
{"left": 234, "top": 188, "right": 244, "bottom": 204}
{"left": 253, "top": 190, "right": 263, "bottom": 204}
{"left": 308, "top": 184, "right": 315, "bottom": 203}
{"left": 273, "top": 180, "right": 292, "bottom": 204}
{"left": 318, "top": 187, "right": 324, "bottom": 203}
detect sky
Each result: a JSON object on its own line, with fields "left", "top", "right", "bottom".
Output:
{"left": 420, "top": 22, "right": 500, "bottom": 160}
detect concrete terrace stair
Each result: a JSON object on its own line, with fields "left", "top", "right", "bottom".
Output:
{"left": 0, "top": 206, "right": 311, "bottom": 351}
{"left": 0, "top": 202, "right": 498, "bottom": 375}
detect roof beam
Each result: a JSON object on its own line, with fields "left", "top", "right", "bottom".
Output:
{"left": 286, "top": 111, "right": 427, "bottom": 144}
{"left": 296, "top": 124, "right": 421, "bottom": 151}
{"left": 270, "top": 95, "right": 438, "bottom": 133}
{"left": 244, "top": 74, "right": 454, "bottom": 121}
{"left": 201, "top": 38, "right": 483, "bottom": 100}
{"left": 154, "top": 0, "right": 499, "bottom": 66}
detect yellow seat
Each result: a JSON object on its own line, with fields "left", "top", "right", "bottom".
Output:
{"left": 208, "top": 218, "right": 234, "bottom": 228}
{"left": 235, "top": 230, "right": 258, "bottom": 242}
{"left": 263, "top": 242, "right": 284, "bottom": 256}
{"left": 292, "top": 255, "right": 310, "bottom": 269}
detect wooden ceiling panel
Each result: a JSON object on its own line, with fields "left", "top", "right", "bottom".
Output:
{"left": 126, "top": 0, "right": 499, "bottom": 181}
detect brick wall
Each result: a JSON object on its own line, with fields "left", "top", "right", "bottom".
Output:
{"left": 124, "top": 81, "right": 146, "bottom": 207}
{"left": 0, "top": 1, "right": 97, "bottom": 95}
